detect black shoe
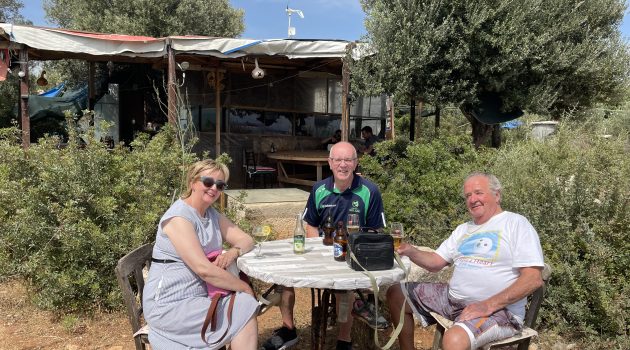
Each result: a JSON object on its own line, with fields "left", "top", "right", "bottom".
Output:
{"left": 261, "top": 326, "right": 298, "bottom": 350}
{"left": 336, "top": 340, "right": 353, "bottom": 350}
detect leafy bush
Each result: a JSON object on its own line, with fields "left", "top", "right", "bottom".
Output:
{"left": 363, "top": 117, "right": 629, "bottom": 347}
{"left": 0, "top": 121, "right": 196, "bottom": 312}
{"left": 360, "top": 134, "right": 482, "bottom": 248}
{"left": 490, "top": 123, "right": 629, "bottom": 345}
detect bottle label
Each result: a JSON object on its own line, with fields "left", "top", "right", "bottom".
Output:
{"left": 333, "top": 242, "right": 343, "bottom": 258}
{"left": 294, "top": 236, "right": 305, "bottom": 253}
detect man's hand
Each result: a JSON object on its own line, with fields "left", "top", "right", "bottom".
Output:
{"left": 396, "top": 242, "right": 415, "bottom": 257}
{"left": 457, "top": 301, "right": 493, "bottom": 321}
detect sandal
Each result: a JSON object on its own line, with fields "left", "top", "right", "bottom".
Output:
{"left": 351, "top": 299, "right": 390, "bottom": 330}
{"left": 258, "top": 284, "right": 283, "bottom": 315}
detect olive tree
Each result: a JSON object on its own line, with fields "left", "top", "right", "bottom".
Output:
{"left": 44, "top": 0, "right": 244, "bottom": 37}
{"left": 352, "top": 0, "right": 630, "bottom": 147}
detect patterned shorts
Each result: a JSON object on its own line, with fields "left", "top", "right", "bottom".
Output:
{"left": 401, "top": 282, "right": 522, "bottom": 349}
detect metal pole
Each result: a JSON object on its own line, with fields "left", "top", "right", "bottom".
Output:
{"left": 409, "top": 98, "right": 415, "bottom": 141}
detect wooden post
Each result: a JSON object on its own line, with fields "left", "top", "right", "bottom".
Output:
{"left": 435, "top": 107, "right": 440, "bottom": 134}
{"left": 386, "top": 96, "right": 395, "bottom": 140}
{"left": 215, "top": 68, "right": 222, "bottom": 156}
{"left": 409, "top": 98, "right": 415, "bottom": 141}
{"left": 88, "top": 62, "right": 96, "bottom": 110}
{"left": 19, "top": 48, "right": 29, "bottom": 149}
{"left": 167, "top": 42, "right": 177, "bottom": 125}
{"left": 341, "top": 57, "right": 350, "bottom": 141}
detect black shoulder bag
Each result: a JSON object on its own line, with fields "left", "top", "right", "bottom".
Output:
{"left": 346, "top": 228, "right": 394, "bottom": 271}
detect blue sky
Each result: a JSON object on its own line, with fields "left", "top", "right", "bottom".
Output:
{"left": 19, "top": 0, "right": 630, "bottom": 41}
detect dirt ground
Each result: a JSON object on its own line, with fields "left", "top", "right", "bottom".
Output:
{"left": 0, "top": 279, "right": 435, "bottom": 350}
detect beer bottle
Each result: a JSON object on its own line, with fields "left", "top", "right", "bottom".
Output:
{"left": 293, "top": 213, "right": 306, "bottom": 254}
{"left": 322, "top": 213, "right": 335, "bottom": 246}
{"left": 333, "top": 221, "right": 347, "bottom": 262}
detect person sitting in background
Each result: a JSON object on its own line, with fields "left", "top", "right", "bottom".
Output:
{"left": 321, "top": 129, "right": 342, "bottom": 150}
{"left": 143, "top": 159, "right": 259, "bottom": 350}
{"left": 359, "top": 126, "right": 379, "bottom": 156}
{"left": 386, "top": 172, "right": 544, "bottom": 350}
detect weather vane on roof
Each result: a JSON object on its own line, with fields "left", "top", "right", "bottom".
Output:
{"left": 286, "top": 4, "right": 304, "bottom": 38}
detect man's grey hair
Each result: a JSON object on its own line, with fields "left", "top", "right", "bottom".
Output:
{"left": 463, "top": 172, "right": 502, "bottom": 196}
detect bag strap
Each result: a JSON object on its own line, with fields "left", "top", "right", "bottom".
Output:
{"left": 349, "top": 250, "right": 409, "bottom": 350}
{"left": 201, "top": 293, "right": 236, "bottom": 345}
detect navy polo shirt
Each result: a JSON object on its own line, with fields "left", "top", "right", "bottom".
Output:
{"left": 303, "top": 174, "right": 386, "bottom": 230}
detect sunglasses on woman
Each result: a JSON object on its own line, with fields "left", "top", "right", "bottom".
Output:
{"left": 199, "top": 176, "right": 228, "bottom": 191}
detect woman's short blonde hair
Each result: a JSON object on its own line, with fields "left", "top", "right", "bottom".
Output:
{"left": 181, "top": 159, "right": 230, "bottom": 198}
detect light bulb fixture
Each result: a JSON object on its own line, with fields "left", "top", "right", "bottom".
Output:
{"left": 251, "top": 58, "right": 265, "bottom": 79}
{"left": 37, "top": 70, "right": 48, "bottom": 86}
{"left": 177, "top": 61, "right": 189, "bottom": 71}
{"left": 18, "top": 70, "right": 25, "bottom": 78}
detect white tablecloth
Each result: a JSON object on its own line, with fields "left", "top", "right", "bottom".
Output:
{"left": 237, "top": 237, "right": 410, "bottom": 290}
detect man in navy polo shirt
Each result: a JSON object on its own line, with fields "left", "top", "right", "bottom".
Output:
{"left": 262, "top": 142, "right": 386, "bottom": 350}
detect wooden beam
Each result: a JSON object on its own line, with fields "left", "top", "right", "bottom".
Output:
{"left": 19, "top": 48, "right": 29, "bottom": 149}
{"left": 341, "top": 57, "right": 350, "bottom": 141}
{"left": 88, "top": 62, "right": 96, "bottom": 110}
{"left": 167, "top": 43, "right": 177, "bottom": 125}
{"left": 215, "top": 68, "right": 222, "bottom": 156}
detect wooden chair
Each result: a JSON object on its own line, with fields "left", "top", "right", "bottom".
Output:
{"left": 115, "top": 243, "right": 153, "bottom": 350}
{"left": 243, "top": 149, "right": 276, "bottom": 188}
{"left": 431, "top": 264, "right": 552, "bottom": 350}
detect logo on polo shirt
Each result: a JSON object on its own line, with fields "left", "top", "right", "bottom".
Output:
{"left": 352, "top": 201, "right": 359, "bottom": 208}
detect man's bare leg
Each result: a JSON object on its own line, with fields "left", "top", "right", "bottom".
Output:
{"left": 336, "top": 291, "right": 353, "bottom": 342}
{"left": 442, "top": 325, "right": 471, "bottom": 350}
{"left": 280, "top": 287, "right": 296, "bottom": 328}
{"left": 387, "top": 284, "right": 415, "bottom": 350}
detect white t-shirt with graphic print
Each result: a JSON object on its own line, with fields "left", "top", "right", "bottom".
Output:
{"left": 435, "top": 211, "right": 544, "bottom": 320}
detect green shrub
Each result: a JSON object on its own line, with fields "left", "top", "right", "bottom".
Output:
{"left": 360, "top": 134, "right": 482, "bottom": 248}
{"left": 0, "top": 121, "right": 196, "bottom": 312}
{"left": 490, "top": 123, "right": 630, "bottom": 344}
{"left": 363, "top": 117, "right": 629, "bottom": 346}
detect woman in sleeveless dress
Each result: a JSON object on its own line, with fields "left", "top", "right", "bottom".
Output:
{"left": 143, "top": 159, "right": 259, "bottom": 350}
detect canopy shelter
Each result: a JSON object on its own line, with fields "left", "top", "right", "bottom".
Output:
{"left": 0, "top": 23, "right": 378, "bottom": 150}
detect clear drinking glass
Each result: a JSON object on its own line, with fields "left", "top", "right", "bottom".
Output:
{"left": 252, "top": 225, "right": 270, "bottom": 258}
{"left": 346, "top": 213, "right": 360, "bottom": 234}
{"left": 390, "top": 222, "right": 404, "bottom": 250}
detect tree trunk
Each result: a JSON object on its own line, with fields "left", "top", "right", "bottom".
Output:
{"left": 491, "top": 124, "right": 502, "bottom": 148}
{"left": 461, "top": 107, "right": 493, "bottom": 148}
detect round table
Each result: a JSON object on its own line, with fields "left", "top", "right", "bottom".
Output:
{"left": 238, "top": 237, "right": 410, "bottom": 350}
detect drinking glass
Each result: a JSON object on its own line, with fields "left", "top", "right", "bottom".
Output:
{"left": 252, "top": 225, "right": 270, "bottom": 258}
{"left": 346, "top": 213, "right": 360, "bottom": 234}
{"left": 390, "top": 222, "right": 404, "bottom": 250}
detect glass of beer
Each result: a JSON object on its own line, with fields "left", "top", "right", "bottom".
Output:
{"left": 346, "top": 213, "right": 360, "bottom": 234}
{"left": 390, "top": 222, "right": 404, "bottom": 250}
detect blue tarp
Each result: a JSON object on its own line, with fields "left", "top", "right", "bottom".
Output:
{"left": 38, "top": 82, "right": 65, "bottom": 97}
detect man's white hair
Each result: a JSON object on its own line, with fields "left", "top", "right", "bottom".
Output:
{"left": 463, "top": 172, "right": 502, "bottom": 198}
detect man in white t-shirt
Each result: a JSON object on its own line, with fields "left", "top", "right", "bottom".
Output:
{"left": 387, "top": 172, "right": 544, "bottom": 350}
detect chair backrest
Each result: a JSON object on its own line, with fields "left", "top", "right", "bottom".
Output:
{"left": 523, "top": 263, "right": 552, "bottom": 329}
{"left": 115, "top": 243, "right": 153, "bottom": 350}
{"left": 243, "top": 149, "right": 257, "bottom": 171}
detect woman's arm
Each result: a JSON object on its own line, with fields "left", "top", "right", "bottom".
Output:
{"left": 163, "top": 217, "right": 253, "bottom": 295}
